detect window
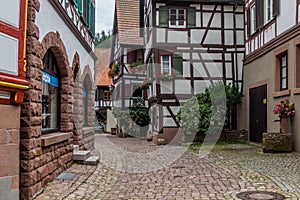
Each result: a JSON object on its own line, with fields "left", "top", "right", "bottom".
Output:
{"left": 250, "top": 4, "right": 256, "bottom": 34}
{"left": 83, "top": 77, "right": 89, "bottom": 127}
{"left": 274, "top": 45, "right": 290, "bottom": 97}
{"left": 42, "top": 50, "right": 59, "bottom": 132}
{"left": 265, "top": 0, "right": 273, "bottom": 23}
{"left": 279, "top": 52, "right": 288, "bottom": 91}
{"left": 159, "top": 7, "right": 196, "bottom": 28}
{"left": 169, "top": 9, "right": 186, "bottom": 28}
{"left": 161, "top": 55, "right": 171, "bottom": 74}
{"left": 103, "top": 91, "right": 111, "bottom": 100}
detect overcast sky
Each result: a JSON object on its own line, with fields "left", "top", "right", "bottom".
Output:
{"left": 96, "top": 0, "right": 115, "bottom": 34}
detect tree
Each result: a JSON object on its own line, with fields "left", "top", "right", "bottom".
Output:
{"left": 94, "top": 30, "right": 112, "bottom": 48}
{"left": 177, "top": 82, "right": 242, "bottom": 135}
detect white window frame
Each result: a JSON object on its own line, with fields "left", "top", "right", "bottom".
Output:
{"left": 169, "top": 8, "right": 186, "bottom": 28}
{"left": 250, "top": 4, "right": 256, "bottom": 34}
{"left": 265, "top": 0, "right": 273, "bottom": 24}
{"left": 161, "top": 55, "right": 171, "bottom": 75}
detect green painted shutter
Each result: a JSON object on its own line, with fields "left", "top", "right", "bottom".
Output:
{"left": 92, "top": 4, "right": 95, "bottom": 35}
{"left": 86, "top": 0, "right": 90, "bottom": 27}
{"left": 172, "top": 53, "right": 183, "bottom": 76}
{"left": 159, "top": 6, "right": 168, "bottom": 28}
{"left": 78, "top": 0, "right": 82, "bottom": 15}
{"left": 74, "top": 0, "right": 78, "bottom": 7}
{"left": 188, "top": 7, "right": 196, "bottom": 28}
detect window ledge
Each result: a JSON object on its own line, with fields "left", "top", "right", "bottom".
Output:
{"left": 41, "top": 132, "right": 71, "bottom": 147}
{"left": 293, "top": 88, "right": 300, "bottom": 95}
{"left": 273, "top": 90, "right": 291, "bottom": 98}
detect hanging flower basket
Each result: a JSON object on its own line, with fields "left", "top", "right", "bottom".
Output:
{"left": 140, "top": 78, "right": 152, "bottom": 90}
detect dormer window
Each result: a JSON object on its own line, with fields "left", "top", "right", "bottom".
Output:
{"left": 169, "top": 8, "right": 186, "bottom": 28}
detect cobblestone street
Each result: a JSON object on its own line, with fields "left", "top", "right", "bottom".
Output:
{"left": 36, "top": 134, "right": 300, "bottom": 200}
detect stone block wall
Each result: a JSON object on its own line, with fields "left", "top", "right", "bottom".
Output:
{"left": 0, "top": 105, "right": 21, "bottom": 200}
{"left": 73, "top": 66, "right": 95, "bottom": 151}
{"left": 19, "top": 0, "right": 96, "bottom": 198}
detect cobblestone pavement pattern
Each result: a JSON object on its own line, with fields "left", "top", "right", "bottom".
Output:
{"left": 36, "top": 134, "right": 300, "bottom": 200}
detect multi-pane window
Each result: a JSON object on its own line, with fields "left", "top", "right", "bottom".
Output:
{"left": 250, "top": 4, "right": 256, "bottom": 34}
{"left": 159, "top": 6, "right": 195, "bottom": 28}
{"left": 169, "top": 9, "right": 186, "bottom": 28}
{"left": 103, "top": 91, "right": 111, "bottom": 100}
{"left": 161, "top": 55, "right": 171, "bottom": 74}
{"left": 265, "top": 0, "right": 273, "bottom": 23}
{"left": 279, "top": 52, "right": 288, "bottom": 91}
{"left": 42, "top": 50, "right": 59, "bottom": 133}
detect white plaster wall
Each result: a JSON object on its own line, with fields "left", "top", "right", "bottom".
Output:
{"left": 106, "top": 109, "right": 117, "bottom": 132}
{"left": 191, "top": 29, "right": 205, "bottom": 44}
{"left": 156, "top": 28, "right": 166, "bottom": 43}
{"left": 174, "top": 80, "right": 191, "bottom": 94}
{"left": 205, "top": 30, "right": 221, "bottom": 44}
{"left": 36, "top": 0, "right": 95, "bottom": 79}
{"left": 168, "top": 31, "right": 188, "bottom": 43}
{"left": 277, "top": 0, "right": 296, "bottom": 36}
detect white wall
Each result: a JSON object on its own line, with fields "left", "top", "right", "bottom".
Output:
{"left": 276, "top": 0, "right": 297, "bottom": 36}
{"left": 36, "top": 0, "right": 95, "bottom": 79}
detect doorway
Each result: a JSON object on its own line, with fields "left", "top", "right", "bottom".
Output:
{"left": 249, "top": 85, "right": 267, "bottom": 143}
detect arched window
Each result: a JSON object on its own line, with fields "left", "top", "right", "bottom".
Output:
{"left": 42, "top": 50, "right": 60, "bottom": 133}
{"left": 83, "top": 77, "right": 89, "bottom": 126}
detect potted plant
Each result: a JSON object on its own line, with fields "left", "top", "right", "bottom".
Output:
{"left": 108, "top": 63, "right": 120, "bottom": 78}
{"left": 156, "top": 72, "right": 176, "bottom": 81}
{"left": 128, "top": 63, "right": 145, "bottom": 74}
{"left": 272, "top": 98, "right": 295, "bottom": 133}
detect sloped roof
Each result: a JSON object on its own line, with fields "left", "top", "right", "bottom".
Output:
{"left": 95, "top": 48, "right": 114, "bottom": 86}
{"left": 115, "top": 0, "right": 143, "bottom": 45}
{"left": 97, "top": 67, "right": 114, "bottom": 86}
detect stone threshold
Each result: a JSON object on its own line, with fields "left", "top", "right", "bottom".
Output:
{"left": 41, "top": 132, "right": 71, "bottom": 147}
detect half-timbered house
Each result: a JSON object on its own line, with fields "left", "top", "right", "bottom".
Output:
{"left": 144, "top": 0, "right": 245, "bottom": 143}
{"left": 95, "top": 48, "right": 114, "bottom": 132}
{"left": 238, "top": 0, "right": 300, "bottom": 152}
{"left": 111, "top": 0, "right": 148, "bottom": 135}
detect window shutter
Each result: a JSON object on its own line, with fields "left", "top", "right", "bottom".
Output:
{"left": 86, "top": 0, "right": 90, "bottom": 27}
{"left": 92, "top": 3, "right": 95, "bottom": 35}
{"left": 247, "top": 8, "right": 251, "bottom": 37}
{"left": 256, "top": 0, "right": 263, "bottom": 30}
{"left": 99, "top": 89, "right": 103, "bottom": 100}
{"left": 188, "top": 7, "right": 196, "bottom": 28}
{"left": 127, "top": 51, "right": 133, "bottom": 63}
{"left": 172, "top": 53, "right": 183, "bottom": 76}
{"left": 159, "top": 6, "right": 168, "bottom": 28}
{"left": 77, "top": 0, "right": 82, "bottom": 15}
{"left": 273, "top": 0, "right": 280, "bottom": 17}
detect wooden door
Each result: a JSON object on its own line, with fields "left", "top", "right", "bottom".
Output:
{"left": 249, "top": 85, "right": 267, "bottom": 143}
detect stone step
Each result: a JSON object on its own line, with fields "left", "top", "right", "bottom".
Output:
{"left": 73, "top": 145, "right": 79, "bottom": 153}
{"left": 73, "top": 150, "right": 90, "bottom": 161}
{"left": 83, "top": 156, "right": 100, "bottom": 165}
